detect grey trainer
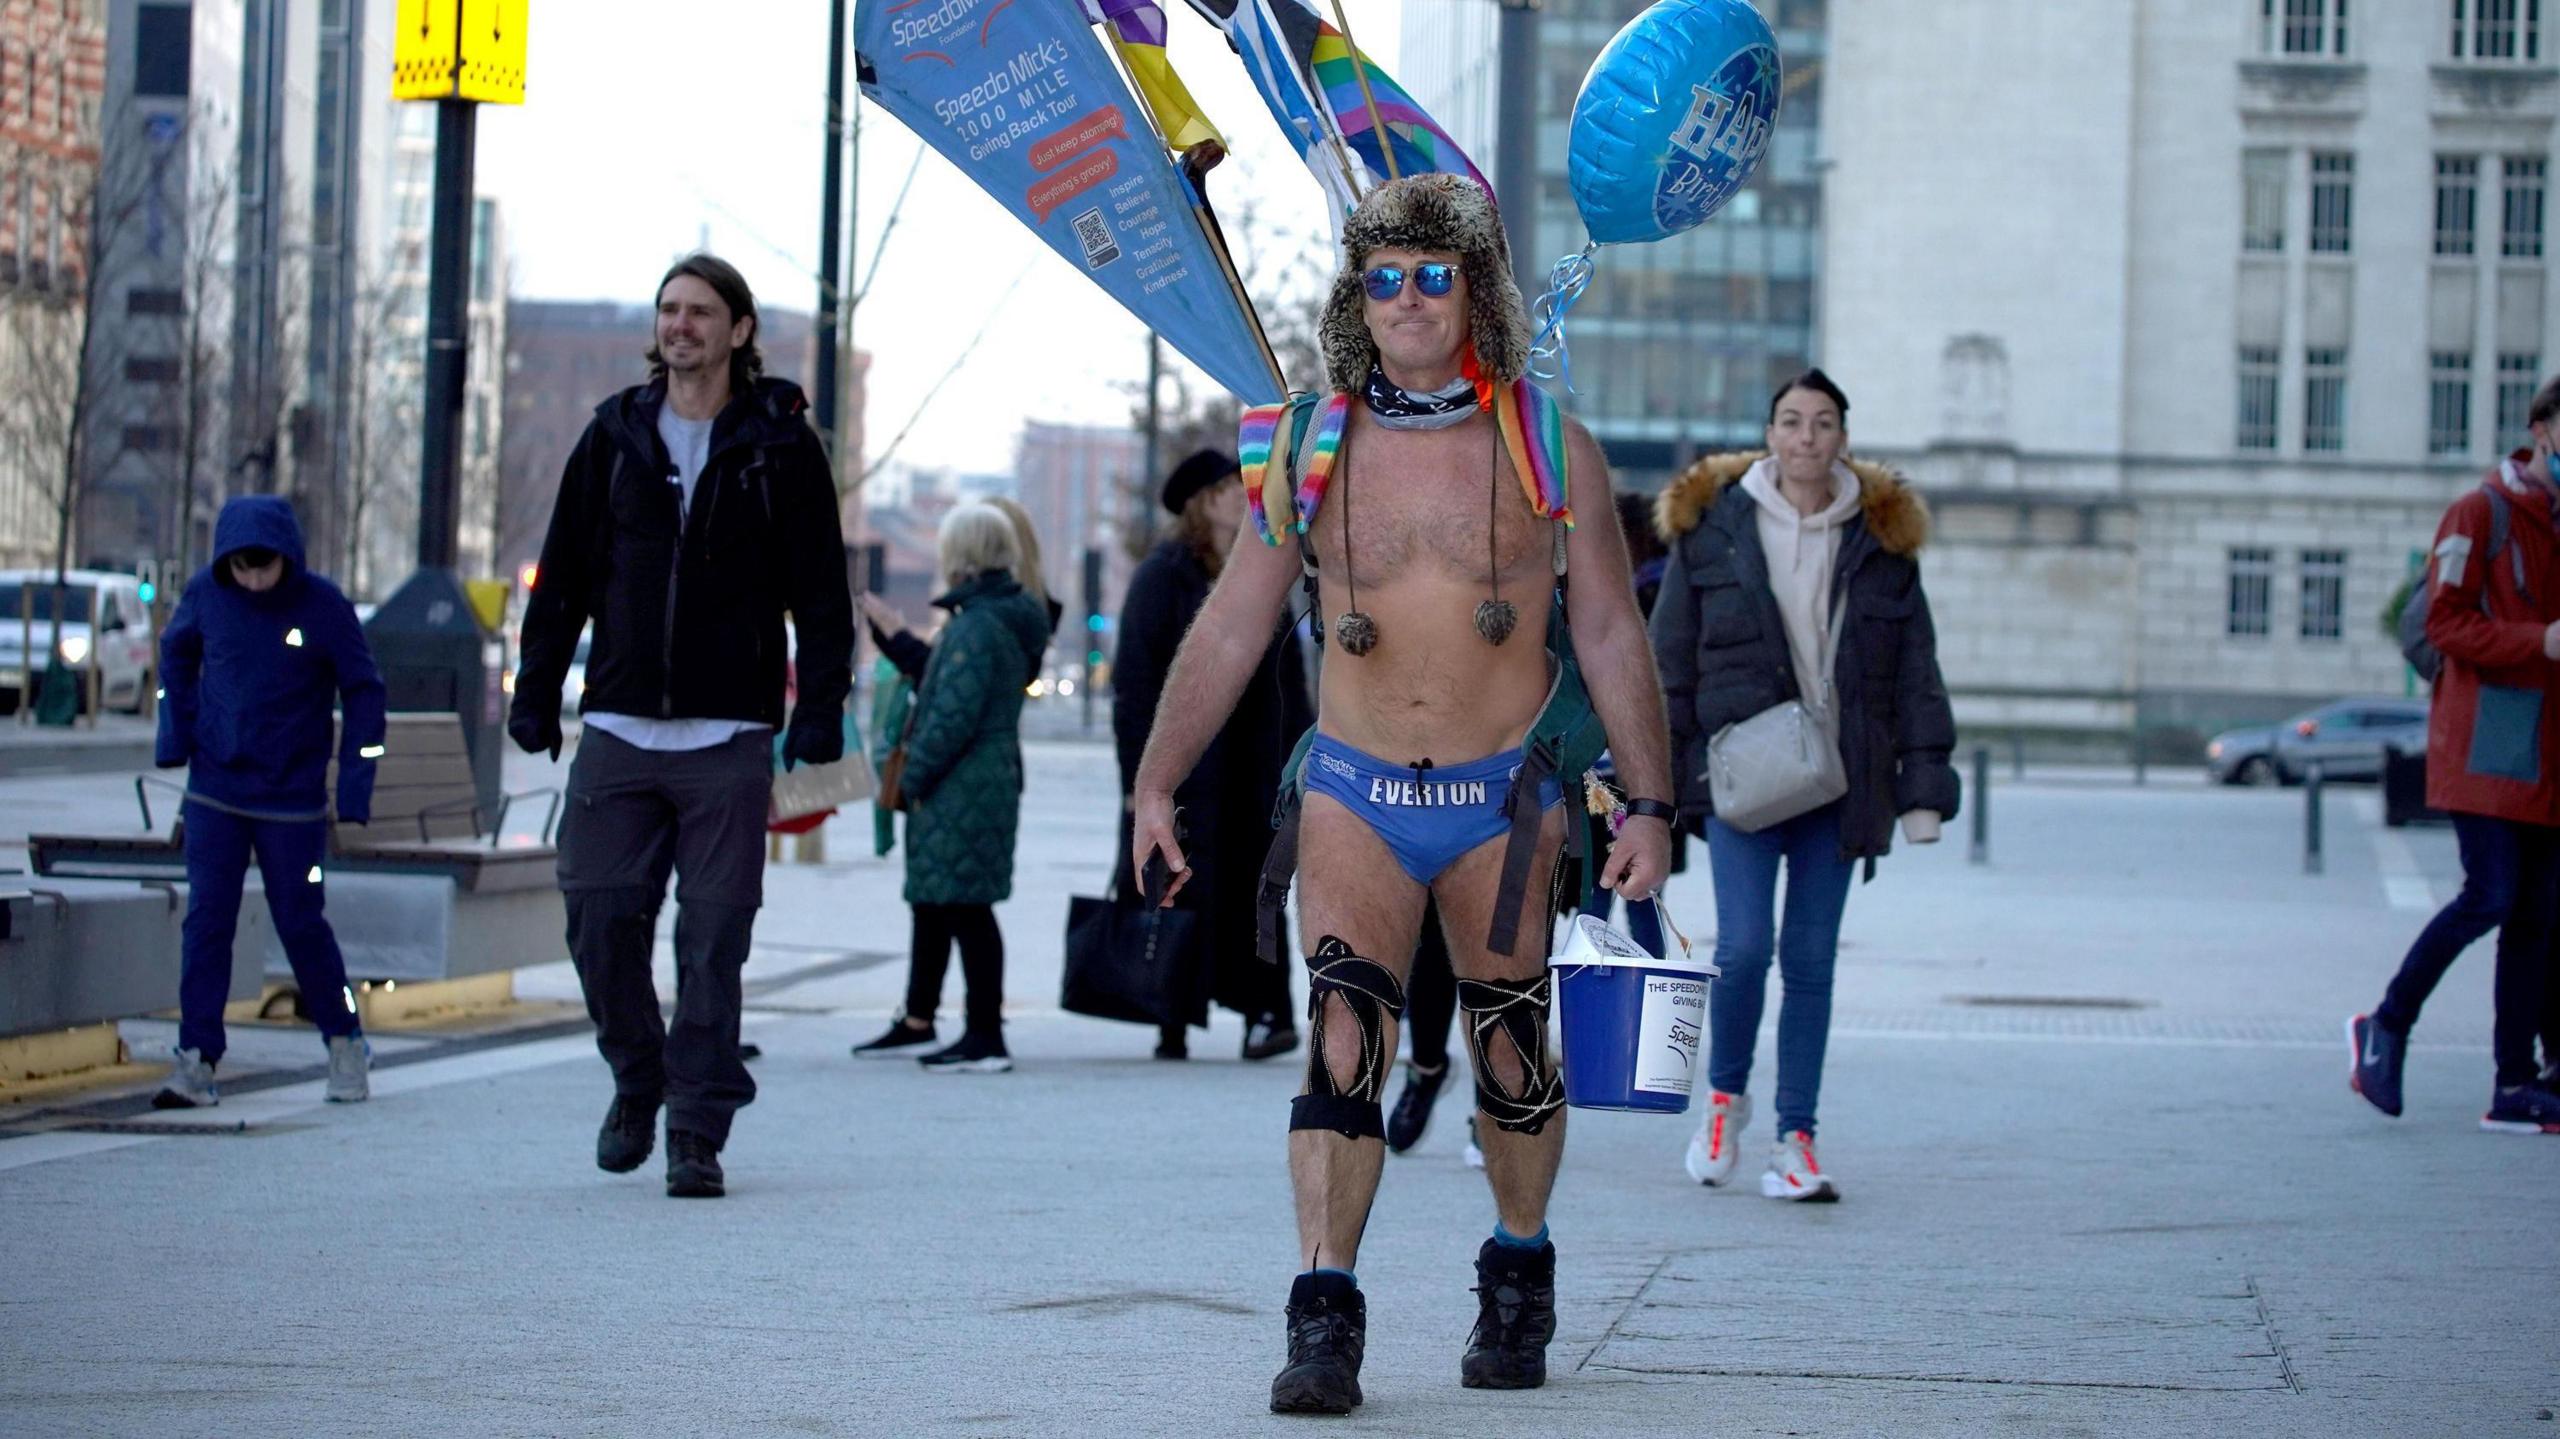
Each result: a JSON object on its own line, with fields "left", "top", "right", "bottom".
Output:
{"left": 152, "top": 1048, "right": 219, "bottom": 1109}
{"left": 325, "top": 1033, "right": 371, "bottom": 1103}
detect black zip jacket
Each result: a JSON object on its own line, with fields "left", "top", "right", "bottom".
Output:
{"left": 511, "top": 376, "right": 854, "bottom": 742}
{"left": 1650, "top": 452, "right": 1960, "bottom": 868}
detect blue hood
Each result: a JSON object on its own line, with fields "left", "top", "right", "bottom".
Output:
{"left": 210, "top": 496, "right": 307, "bottom": 583}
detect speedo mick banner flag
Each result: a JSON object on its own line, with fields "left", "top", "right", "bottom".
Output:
{"left": 857, "top": 0, "right": 1283, "bottom": 403}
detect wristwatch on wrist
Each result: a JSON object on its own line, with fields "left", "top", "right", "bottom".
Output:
{"left": 1625, "top": 798, "right": 1677, "bottom": 823}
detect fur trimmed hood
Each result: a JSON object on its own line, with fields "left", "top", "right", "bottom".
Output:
{"left": 1318, "top": 174, "right": 1533, "bottom": 394}
{"left": 1654, "top": 451, "right": 1930, "bottom": 556}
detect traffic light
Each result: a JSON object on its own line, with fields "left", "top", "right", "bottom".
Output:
{"left": 518, "top": 562, "right": 539, "bottom": 591}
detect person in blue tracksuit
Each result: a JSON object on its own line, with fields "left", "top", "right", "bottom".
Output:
{"left": 152, "top": 496, "right": 386, "bottom": 1109}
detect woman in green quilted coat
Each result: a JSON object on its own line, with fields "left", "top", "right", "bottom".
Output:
{"left": 896, "top": 503, "right": 1053, "bottom": 1073}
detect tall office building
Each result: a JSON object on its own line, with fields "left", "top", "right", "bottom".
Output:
{"left": 1399, "top": 0, "right": 1827, "bottom": 482}
{"left": 1822, "top": 0, "right": 2556, "bottom": 742}
{"left": 72, "top": 0, "right": 243, "bottom": 577}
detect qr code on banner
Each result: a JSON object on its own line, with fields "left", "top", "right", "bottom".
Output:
{"left": 1070, "top": 208, "right": 1120, "bottom": 269}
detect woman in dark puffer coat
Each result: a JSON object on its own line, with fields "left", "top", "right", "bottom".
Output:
{"left": 1650, "top": 368, "right": 1958, "bottom": 1203}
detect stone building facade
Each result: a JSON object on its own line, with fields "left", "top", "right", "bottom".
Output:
{"left": 1823, "top": 0, "right": 2555, "bottom": 749}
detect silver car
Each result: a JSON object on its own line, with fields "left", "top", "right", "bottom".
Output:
{"left": 2269, "top": 698, "right": 2429, "bottom": 782}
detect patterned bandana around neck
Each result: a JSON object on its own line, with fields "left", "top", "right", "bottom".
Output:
{"left": 1362, "top": 365, "right": 1479, "bottom": 430}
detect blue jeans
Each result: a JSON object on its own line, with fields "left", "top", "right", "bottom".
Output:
{"left": 1704, "top": 801, "right": 1857, "bottom": 1136}
{"left": 2376, "top": 810, "right": 2558, "bottom": 1088}
{"left": 178, "top": 803, "right": 360, "bottom": 1064}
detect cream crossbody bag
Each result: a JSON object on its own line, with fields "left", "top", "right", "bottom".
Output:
{"left": 1704, "top": 594, "right": 1848, "bottom": 834}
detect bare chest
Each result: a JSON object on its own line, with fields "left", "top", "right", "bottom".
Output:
{"left": 1304, "top": 423, "right": 1553, "bottom": 590}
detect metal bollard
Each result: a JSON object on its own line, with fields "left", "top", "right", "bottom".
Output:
{"left": 2011, "top": 733, "right": 2026, "bottom": 781}
{"left": 2131, "top": 728, "right": 2147, "bottom": 787}
{"left": 2304, "top": 763, "right": 2324, "bottom": 875}
{"left": 1970, "top": 745, "right": 1990, "bottom": 866}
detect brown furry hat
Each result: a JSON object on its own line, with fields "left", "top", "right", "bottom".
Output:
{"left": 1318, "top": 174, "right": 1533, "bottom": 394}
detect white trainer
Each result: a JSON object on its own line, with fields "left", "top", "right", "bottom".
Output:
{"left": 1683, "top": 1090, "right": 1752, "bottom": 1186}
{"left": 1463, "top": 1116, "right": 1485, "bottom": 1170}
{"left": 1761, "top": 1129, "right": 1839, "bottom": 1202}
{"left": 325, "top": 1033, "right": 371, "bottom": 1103}
{"left": 152, "top": 1047, "right": 219, "bottom": 1109}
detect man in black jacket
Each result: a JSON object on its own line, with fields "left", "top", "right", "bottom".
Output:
{"left": 510, "top": 254, "right": 854, "bottom": 1199}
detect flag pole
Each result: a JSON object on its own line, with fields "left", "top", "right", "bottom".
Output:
{"left": 1327, "top": 0, "right": 1399, "bottom": 181}
{"left": 1089, "top": 11, "right": 1289, "bottom": 395}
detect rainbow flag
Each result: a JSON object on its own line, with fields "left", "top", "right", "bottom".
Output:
{"left": 1308, "top": 25, "right": 1484, "bottom": 196}
{"left": 1180, "top": 0, "right": 1489, "bottom": 227}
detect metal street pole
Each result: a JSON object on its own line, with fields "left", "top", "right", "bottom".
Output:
{"left": 416, "top": 98, "right": 476, "bottom": 570}
{"left": 815, "top": 0, "right": 848, "bottom": 457}
{"left": 1495, "top": 0, "right": 1542, "bottom": 303}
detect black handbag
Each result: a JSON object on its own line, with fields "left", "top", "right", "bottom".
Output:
{"left": 1061, "top": 818, "right": 1201, "bottom": 1027}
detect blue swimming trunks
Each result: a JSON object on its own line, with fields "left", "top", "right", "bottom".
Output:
{"left": 1301, "top": 734, "right": 1565, "bottom": 886}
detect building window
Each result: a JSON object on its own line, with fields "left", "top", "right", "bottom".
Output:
{"left": 2238, "top": 346, "right": 2282, "bottom": 450}
{"left": 2431, "top": 351, "right": 2475, "bottom": 455}
{"left": 2453, "top": 0, "right": 2544, "bottom": 60}
{"left": 2504, "top": 156, "right": 2546, "bottom": 258}
{"left": 2303, "top": 347, "right": 2347, "bottom": 451}
{"left": 125, "top": 355, "right": 182, "bottom": 384}
{"left": 134, "top": 4, "right": 192, "bottom": 100}
{"left": 121, "top": 425, "right": 173, "bottom": 454}
{"left": 2264, "top": 0, "right": 2350, "bottom": 55}
{"left": 127, "top": 286, "right": 182, "bottom": 316}
{"left": 2309, "top": 152, "right": 2354, "bottom": 253}
{"left": 2228, "top": 548, "right": 2275, "bottom": 638}
{"left": 2498, "top": 352, "right": 2542, "bottom": 435}
{"left": 2300, "top": 550, "right": 2346, "bottom": 641}
{"left": 2438, "top": 155, "right": 2480, "bottom": 256}
{"left": 2243, "top": 150, "right": 2287, "bottom": 252}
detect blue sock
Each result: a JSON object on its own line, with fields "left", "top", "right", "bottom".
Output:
{"left": 1303, "top": 1266, "right": 1357, "bottom": 1286}
{"left": 1492, "top": 1221, "right": 1549, "bottom": 1251}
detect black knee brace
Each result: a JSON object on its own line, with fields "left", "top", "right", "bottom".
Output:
{"left": 1457, "top": 973, "right": 1564, "bottom": 1135}
{"left": 1289, "top": 937, "right": 1407, "bottom": 1141}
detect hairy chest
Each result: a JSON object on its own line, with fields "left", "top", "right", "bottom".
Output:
{"left": 1304, "top": 425, "right": 1555, "bottom": 590}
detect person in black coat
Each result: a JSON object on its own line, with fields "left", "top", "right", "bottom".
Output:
{"left": 1112, "top": 448, "right": 1314, "bottom": 1061}
{"left": 1649, "top": 368, "right": 1959, "bottom": 1204}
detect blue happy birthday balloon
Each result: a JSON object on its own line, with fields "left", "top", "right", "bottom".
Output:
{"left": 1567, "top": 0, "right": 1783, "bottom": 246}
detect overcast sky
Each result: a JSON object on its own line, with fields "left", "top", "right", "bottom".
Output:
{"left": 474, "top": 1, "right": 1404, "bottom": 477}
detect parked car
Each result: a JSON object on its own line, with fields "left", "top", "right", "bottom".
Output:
{"left": 0, "top": 569, "right": 156, "bottom": 715}
{"left": 2272, "top": 698, "right": 2428, "bottom": 782}
{"left": 2209, "top": 698, "right": 2430, "bottom": 785}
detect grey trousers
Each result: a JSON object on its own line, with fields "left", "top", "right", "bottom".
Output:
{"left": 558, "top": 728, "right": 771, "bottom": 1147}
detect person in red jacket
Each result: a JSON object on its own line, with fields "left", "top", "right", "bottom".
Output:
{"left": 2351, "top": 376, "right": 2560, "bottom": 1134}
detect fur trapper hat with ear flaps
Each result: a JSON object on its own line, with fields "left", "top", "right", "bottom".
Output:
{"left": 1318, "top": 174, "right": 1534, "bottom": 395}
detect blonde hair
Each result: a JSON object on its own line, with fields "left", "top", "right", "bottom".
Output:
{"left": 938, "top": 503, "right": 1021, "bottom": 590}
{"left": 983, "top": 495, "right": 1050, "bottom": 609}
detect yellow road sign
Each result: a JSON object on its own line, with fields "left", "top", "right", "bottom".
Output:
{"left": 393, "top": 0, "right": 527, "bottom": 105}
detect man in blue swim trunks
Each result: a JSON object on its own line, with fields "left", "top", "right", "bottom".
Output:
{"left": 1130, "top": 175, "right": 1675, "bottom": 1415}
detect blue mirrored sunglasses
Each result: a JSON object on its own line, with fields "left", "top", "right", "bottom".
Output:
{"left": 1362, "top": 262, "right": 1459, "bottom": 302}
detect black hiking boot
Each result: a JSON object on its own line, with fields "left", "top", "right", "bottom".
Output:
{"left": 1270, "top": 1271, "right": 1366, "bottom": 1414}
{"left": 665, "top": 1129, "right": 725, "bottom": 1198}
{"left": 596, "top": 1094, "right": 660, "bottom": 1174}
{"left": 1461, "top": 1237, "right": 1556, "bottom": 1389}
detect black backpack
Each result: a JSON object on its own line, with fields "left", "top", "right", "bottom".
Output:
{"left": 2400, "top": 483, "right": 2527, "bottom": 683}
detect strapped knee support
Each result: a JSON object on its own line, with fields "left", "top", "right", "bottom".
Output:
{"left": 1289, "top": 937, "right": 1407, "bottom": 1141}
{"left": 1457, "top": 973, "right": 1565, "bottom": 1135}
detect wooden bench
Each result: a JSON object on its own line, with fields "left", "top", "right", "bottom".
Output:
{"left": 26, "top": 713, "right": 565, "bottom": 983}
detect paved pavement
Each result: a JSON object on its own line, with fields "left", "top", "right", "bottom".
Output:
{"left": 2, "top": 738, "right": 2556, "bottom": 1436}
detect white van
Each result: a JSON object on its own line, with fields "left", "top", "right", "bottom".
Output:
{"left": 0, "top": 569, "right": 156, "bottom": 714}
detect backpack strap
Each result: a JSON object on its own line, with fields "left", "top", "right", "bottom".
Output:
{"left": 2485, "top": 483, "right": 2530, "bottom": 604}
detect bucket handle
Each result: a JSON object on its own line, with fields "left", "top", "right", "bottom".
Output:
{"left": 1647, "top": 894, "right": 1694, "bottom": 962}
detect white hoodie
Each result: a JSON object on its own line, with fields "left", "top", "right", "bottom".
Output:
{"left": 1741, "top": 455, "right": 1863, "bottom": 714}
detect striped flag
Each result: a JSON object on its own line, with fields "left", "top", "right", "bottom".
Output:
{"left": 1181, "top": 0, "right": 1490, "bottom": 227}
{"left": 1082, "top": 0, "right": 1225, "bottom": 152}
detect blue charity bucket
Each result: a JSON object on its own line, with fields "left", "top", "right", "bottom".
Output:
{"left": 1552, "top": 899, "right": 1719, "bottom": 1115}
